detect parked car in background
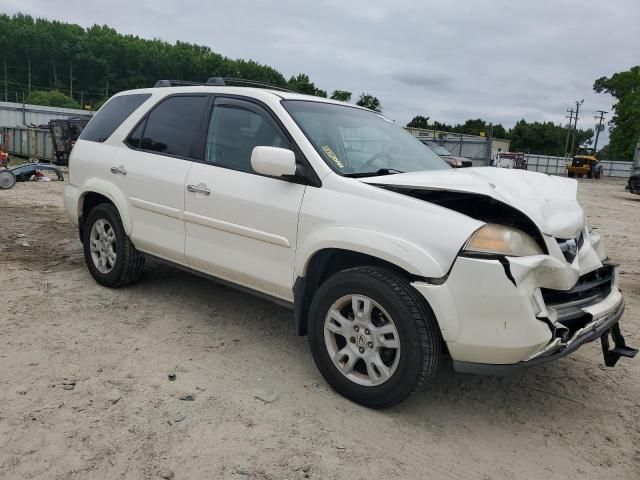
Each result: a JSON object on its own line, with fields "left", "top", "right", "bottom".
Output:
{"left": 627, "top": 173, "right": 640, "bottom": 195}
{"left": 64, "top": 78, "right": 636, "bottom": 408}
{"left": 418, "top": 139, "right": 472, "bottom": 168}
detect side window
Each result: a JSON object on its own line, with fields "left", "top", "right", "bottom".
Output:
{"left": 126, "top": 120, "right": 145, "bottom": 149}
{"left": 205, "top": 100, "right": 289, "bottom": 173}
{"left": 80, "top": 93, "right": 150, "bottom": 142}
{"left": 140, "top": 95, "right": 209, "bottom": 158}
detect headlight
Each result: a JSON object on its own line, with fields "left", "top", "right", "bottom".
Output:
{"left": 463, "top": 224, "right": 543, "bottom": 257}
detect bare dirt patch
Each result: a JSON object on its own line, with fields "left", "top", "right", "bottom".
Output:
{"left": 1, "top": 178, "right": 639, "bottom": 479}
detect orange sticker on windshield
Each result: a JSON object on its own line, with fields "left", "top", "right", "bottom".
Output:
{"left": 322, "top": 146, "right": 344, "bottom": 169}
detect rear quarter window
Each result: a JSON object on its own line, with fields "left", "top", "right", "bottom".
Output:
{"left": 80, "top": 93, "right": 151, "bottom": 143}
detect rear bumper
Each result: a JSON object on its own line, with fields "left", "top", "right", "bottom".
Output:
{"left": 63, "top": 183, "right": 80, "bottom": 226}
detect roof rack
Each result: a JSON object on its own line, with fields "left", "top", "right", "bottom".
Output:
{"left": 153, "top": 77, "right": 297, "bottom": 93}
{"left": 153, "top": 79, "right": 209, "bottom": 87}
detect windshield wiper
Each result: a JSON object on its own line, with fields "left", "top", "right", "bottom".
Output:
{"left": 343, "top": 168, "right": 405, "bottom": 178}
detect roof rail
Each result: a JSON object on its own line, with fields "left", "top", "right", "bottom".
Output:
{"left": 154, "top": 79, "right": 209, "bottom": 87}
{"left": 215, "top": 77, "right": 297, "bottom": 93}
{"left": 154, "top": 77, "right": 297, "bottom": 93}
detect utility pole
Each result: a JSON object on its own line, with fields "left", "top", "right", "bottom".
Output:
{"left": 70, "top": 62, "right": 73, "bottom": 98}
{"left": 80, "top": 91, "right": 84, "bottom": 109}
{"left": 565, "top": 108, "right": 575, "bottom": 157}
{"left": 593, "top": 110, "right": 607, "bottom": 152}
{"left": 570, "top": 99, "right": 584, "bottom": 157}
{"left": 105, "top": 81, "right": 109, "bottom": 99}
{"left": 3, "top": 58, "right": 6, "bottom": 102}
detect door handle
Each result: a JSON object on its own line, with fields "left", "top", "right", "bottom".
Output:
{"left": 110, "top": 166, "right": 127, "bottom": 175}
{"left": 186, "top": 183, "right": 211, "bottom": 195}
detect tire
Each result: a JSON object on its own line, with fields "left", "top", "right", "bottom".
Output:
{"left": 567, "top": 171, "right": 575, "bottom": 178}
{"left": 82, "top": 203, "right": 145, "bottom": 288}
{"left": 0, "top": 170, "right": 16, "bottom": 189}
{"left": 308, "top": 266, "right": 442, "bottom": 408}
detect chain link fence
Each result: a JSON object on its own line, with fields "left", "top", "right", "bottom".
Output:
{"left": 524, "top": 154, "right": 633, "bottom": 178}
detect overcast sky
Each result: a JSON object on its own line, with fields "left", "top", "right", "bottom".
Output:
{"left": 3, "top": 0, "right": 638, "bottom": 144}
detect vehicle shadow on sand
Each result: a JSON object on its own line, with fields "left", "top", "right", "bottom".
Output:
{"left": 135, "top": 259, "right": 623, "bottom": 426}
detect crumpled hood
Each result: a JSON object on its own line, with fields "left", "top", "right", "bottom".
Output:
{"left": 361, "top": 167, "right": 584, "bottom": 238}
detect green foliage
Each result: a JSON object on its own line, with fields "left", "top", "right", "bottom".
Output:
{"left": 287, "top": 74, "right": 327, "bottom": 97}
{"left": 509, "top": 119, "right": 592, "bottom": 156}
{"left": 26, "top": 89, "right": 79, "bottom": 109}
{"left": 330, "top": 90, "right": 352, "bottom": 102}
{"left": 594, "top": 66, "right": 640, "bottom": 160}
{"left": 406, "top": 115, "right": 508, "bottom": 139}
{"left": 0, "top": 13, "right": 350, "bottom": 107}
{"left": 356, "top": 93, "right": 382, "bottom": 112}
{"left": 406, "top": 115, "right": 429, "bottom": 129}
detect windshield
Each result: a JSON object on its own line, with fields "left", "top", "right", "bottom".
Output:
{"left": 282, "top": 100, "right": 449, "bottom": 176}
{"left": 422, "top": 141, "right": 452, "bottom": 156}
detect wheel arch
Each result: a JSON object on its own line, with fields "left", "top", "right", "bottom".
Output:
{"left": 293, "top": 246, "right": 441, "bottom": 336}
{"left": 77, "top": 180, "right": 132, "bottom": 241}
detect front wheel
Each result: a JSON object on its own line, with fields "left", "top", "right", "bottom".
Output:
{"left": 83, "top": 203, "right": 145, "bottom": 288}
{"left": 308, "top": 266, "right": 442, "bottom": 408}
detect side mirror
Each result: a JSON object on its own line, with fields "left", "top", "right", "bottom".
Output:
{"left": 251, "top": 146, "right": 296, "bottom": 177}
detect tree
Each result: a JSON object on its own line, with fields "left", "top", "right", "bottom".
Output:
{"left": 0, "top": 14, "right": 326, "bottom": 107}
{"left": 356, "top": 93, "right": 381, "bottom": 112}
{"left": 330, "top": 90, "right": 351, "bottom": 102}
{"left": 287, "top": 73, "right": 327, "bottom": 97}
{"left": 508, "top": 119, "right": 593, "bottom": 156}
{"left": 594, "top": 66, "right": 640, "bottom": 160}
{"left": 26, "top": 89, "right": 79, "bottom": 109}
{"left": 406, "top": 115, "right": 430, "bottom": 129}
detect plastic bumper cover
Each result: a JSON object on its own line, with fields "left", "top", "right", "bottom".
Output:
{"left": 453, "top": 294, "right": 636, "bottom": 374}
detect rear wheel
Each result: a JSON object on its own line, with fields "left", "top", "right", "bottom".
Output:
{"left": 308, "top": 266, "right": 442, "bottom": 408}
{"left": 83, "top": 203, "right": 145, "bottom": 288}
{"left": 567, "top": 171, "right": 575, "bottom": 178}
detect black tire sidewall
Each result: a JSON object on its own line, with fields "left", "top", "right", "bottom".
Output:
{"left": 82, "top": 204, "right": 130, "bottom": 287}
{"left": 0, "top": 170, "right": 16, "bottom": 189}
{"left": 308, "top": 269, "right": 433, "bottom": 408}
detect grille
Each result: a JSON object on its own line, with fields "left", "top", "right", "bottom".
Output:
{"left": 541, "top": 265, "right": 614, "bottom": 327}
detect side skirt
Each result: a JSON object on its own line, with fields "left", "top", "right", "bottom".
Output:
{"left": 143, "top": 253, "right": 295, "bottom": 311}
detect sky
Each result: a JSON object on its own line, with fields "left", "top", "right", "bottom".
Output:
{"left": 3, "top": 0, "right": 638, "bottom": 145}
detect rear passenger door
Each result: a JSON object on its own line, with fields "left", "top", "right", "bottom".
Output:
{"left": 184, "top": 96, "right": 306, "bottom": 301}
{"left": 114, "top": 94, "right": 210, "bottom": 265}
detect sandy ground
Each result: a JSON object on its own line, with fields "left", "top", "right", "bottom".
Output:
{"left": 0, "top": 177, "right": 638, "bottom": 480}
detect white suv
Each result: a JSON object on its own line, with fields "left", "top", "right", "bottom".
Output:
{"left": 64, "top": 79, "right": 636, "bottom": 408}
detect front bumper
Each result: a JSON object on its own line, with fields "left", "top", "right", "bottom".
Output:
{"left": 412, "top": 253, "right": 637, "bottom": 371}
{"left": 453, "top": 296, "right": 635, "bottom": 374}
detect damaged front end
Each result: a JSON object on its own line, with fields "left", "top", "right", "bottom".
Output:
{"left": 366, "top": 169, "right": 637, "bottom": 373}
{"left": 451, "top": 258, "right": 637, "bottom": 375}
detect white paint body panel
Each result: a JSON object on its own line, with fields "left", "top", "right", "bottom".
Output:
{"left": 184, "top": 162, "right": 305, "bottom": 301}
{"left": 63, "top": 85, "right": 623, "bottom": 368}
{"left": 362, "top": 167, "right": 585, "bottom": 238}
